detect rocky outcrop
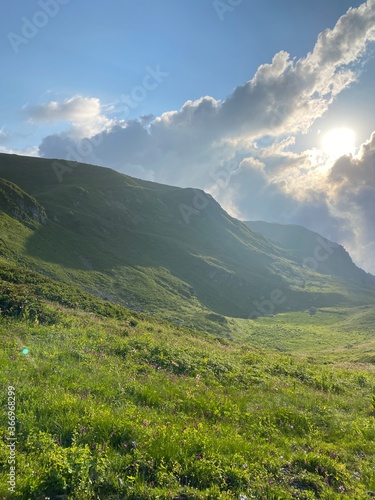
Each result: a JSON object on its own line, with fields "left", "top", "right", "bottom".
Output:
{"left": 0, "top": 178, "right": 47, "bottom": 228}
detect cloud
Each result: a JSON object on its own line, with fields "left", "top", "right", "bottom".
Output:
{"left": 26, "top": 96, "right": 100, "bottom": 123}
{"left": 25, "top": 96, "right": 112, "bottom": 138}
{"left": 0, "top": 145, "right": 39, "bottom": 156}
{"left": 219, "top": 129, "right": 375, "bottom": 274}
{"left": 0, "top": 128, "right": 10, "bottom": 144}
{"left": 38, "top": 1, "right": 375, "bottom": 178}
{"left": 326, "top": 132, "right": 375, "bottom": 272}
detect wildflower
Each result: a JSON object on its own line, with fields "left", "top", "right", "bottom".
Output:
{"left": 131, "top": 440, "right": 137, "bottom": 447}
{"left": 338, "top": 485, "right": 345, "bottom": 491}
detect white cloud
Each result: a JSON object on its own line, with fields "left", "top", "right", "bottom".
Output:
{"left": 25, "top": 96, "right": 112, "bottom": 138}
{"left": 39, "top": 1, "right": 375, "bottom": 177}
{"left": 215, "top": 129, "right": 375, "bottom": 274}
{"left": 0, "top": 145, "right": 39, "bottom": 157}
{"left": 0, "top": 128, "right": 10, "bottom": 144}
{"left": 26, "top": 96, "right": 100, "bottom": 122}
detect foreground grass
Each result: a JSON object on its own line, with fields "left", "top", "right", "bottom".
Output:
{"left": 1, "top": 308, "right": 375, "bottom": 499}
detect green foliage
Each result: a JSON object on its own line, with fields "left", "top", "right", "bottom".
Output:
{"left": 0, "top": 261, "right": 131, "bottom": 324}
{"left": 0, "top": 301, "right": 374, "bottom": 498}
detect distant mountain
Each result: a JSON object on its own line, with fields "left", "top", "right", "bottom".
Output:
{"left": 245, "top": 221, "right": 375, "bottom": 285}
{"left": 0, "top": 153, "right": 374, "bottom": 328}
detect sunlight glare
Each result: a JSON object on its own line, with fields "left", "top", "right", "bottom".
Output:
{"left": 321, "top": 127, "right": 356, "bottom": 159}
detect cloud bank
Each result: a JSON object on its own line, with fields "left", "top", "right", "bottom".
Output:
{"left": 34, "top": 0, "right": 375, "bottom": 273}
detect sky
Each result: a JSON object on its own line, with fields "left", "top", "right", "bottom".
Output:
{"left": 1, "top": 0, "right": 375, "bottom": 273}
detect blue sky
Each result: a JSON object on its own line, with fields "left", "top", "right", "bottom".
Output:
{"left": 1, "top": 0, "right": 375, "bottom": 273}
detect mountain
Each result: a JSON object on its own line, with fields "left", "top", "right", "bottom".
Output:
{"left": 0, "top": 153, "right": 374, "bottom": 330}
{"left": 245, "top": 221, "right": 375, "bottom": 284}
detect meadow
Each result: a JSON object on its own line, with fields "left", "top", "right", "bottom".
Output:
{"left": 1, "top": 294, "right": 375, "bottom": 499}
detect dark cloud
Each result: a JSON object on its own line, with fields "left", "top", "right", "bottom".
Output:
{"left": 326, "top": 132, "right": 375, "bottom": 271}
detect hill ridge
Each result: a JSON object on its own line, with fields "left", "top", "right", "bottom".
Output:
{"left": 0, "top": 153, "right": 374, "bottom": 328}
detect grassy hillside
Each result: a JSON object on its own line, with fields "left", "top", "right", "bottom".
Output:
{"left": 245, "top": 221, "right": 375, "bottom": 285}
{"left": 1, "top": 153, "right": 375, "bottom": 331}
{"left": 0, "top": 178, "right": 47, "bottom": 229}
{"left": 1, "top": 284, "right": 375, "bottom": 499}
{"left": 231, "top": 305, "right": 375, "bottom": 359}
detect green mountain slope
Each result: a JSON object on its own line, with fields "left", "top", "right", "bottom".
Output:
{"left": 245, "top": 220, "right": 375, "bottom": 284}
{"left": 0, "top": 153, "right": 374, "bottom": 329}
{"left": 0, "top": 178, "right": 47, "bottom": 228}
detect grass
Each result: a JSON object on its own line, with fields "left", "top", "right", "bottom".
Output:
{"left": 1, "top": 292, "right": 375, "bottom": 498}
{"left": 231, "top": 306, "right": 375, "bottom": 360}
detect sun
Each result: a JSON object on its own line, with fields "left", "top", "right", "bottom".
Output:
{"left": 321, "top": 127, "right": 356, "bottom": 159}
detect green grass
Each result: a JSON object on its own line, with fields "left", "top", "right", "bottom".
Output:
{"left": 231, "top": 306, "right": 375, "bottom": 361}
{"left": 1, "top": 294, "right": 375, "bottom": 498}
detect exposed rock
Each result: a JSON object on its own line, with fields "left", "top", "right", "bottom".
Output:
{"left": 0, "top": 178, "right": 47, "bottom": 227}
